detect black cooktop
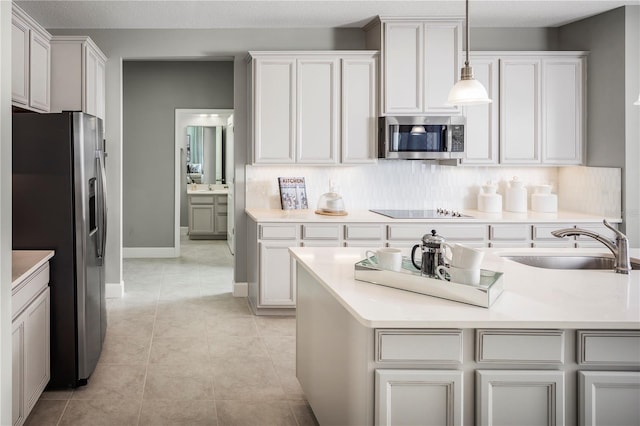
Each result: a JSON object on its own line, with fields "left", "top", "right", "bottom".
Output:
{"left": 369, "top": 209, "right": 474, "bottom": 219}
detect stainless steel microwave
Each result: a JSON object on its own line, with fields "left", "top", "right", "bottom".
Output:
{"left": 378, "top": 116, "right": 465, "bottom": 160}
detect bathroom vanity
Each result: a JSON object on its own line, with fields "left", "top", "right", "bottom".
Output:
{"left": 187, "top": 186, "right": 228, "bottom": 239}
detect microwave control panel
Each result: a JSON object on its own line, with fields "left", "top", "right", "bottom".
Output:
{"left": 450, "top": 125, "right": 464, "bottom": 152}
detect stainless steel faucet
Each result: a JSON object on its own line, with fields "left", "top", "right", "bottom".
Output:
{"left": 552, "top": 219, "right": 631, "bottom": 274}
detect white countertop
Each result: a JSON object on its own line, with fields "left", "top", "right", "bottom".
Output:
{"left": 246, "top": 208, "right": 621, "bottom": 224}
{"left": 187, "top": 189, "right": 229, "bottom": 195}
{"left": 12, "top": 250, "right": 54, "bottom": 290}
{"left": 289, "top": 246, "right": 640, "bottom": 329}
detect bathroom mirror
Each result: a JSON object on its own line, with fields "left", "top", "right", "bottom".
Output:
{"left": 186, "top": 125, "right": 225, "bottom": 184}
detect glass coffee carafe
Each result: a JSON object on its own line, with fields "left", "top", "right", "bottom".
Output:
{"left": 411, "top": 229, "right": 447, "bottom": 277}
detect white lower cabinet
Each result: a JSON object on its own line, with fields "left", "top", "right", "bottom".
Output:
{"left": 376, "top": 369, "right": 463, "bottom": 426}
{"left": 259, "top": 241, "right": 298, "bottom": 307}
{"left": 12, "top": 262, "right": 51, "bottom": 426}
{"left": 477, "top": 370, "right": 565, "bottom": 426}
{"left": 579, "top": 371, "right": 640, "bottom": 426}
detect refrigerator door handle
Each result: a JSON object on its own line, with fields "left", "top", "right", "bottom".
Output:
{"left": 96, "top": 150, "right": 108, "bottom": 265}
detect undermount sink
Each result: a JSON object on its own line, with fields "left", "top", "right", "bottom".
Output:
{"left": 502, "top": 255, "right": 640, "bottom": 270}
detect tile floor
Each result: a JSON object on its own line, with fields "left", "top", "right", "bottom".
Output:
{"left": 25, "top": 236, "right": 319, "bottom": 426}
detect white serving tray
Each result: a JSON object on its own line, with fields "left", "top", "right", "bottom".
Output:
{"left": 354, "top": 257, "right": 504, "bottom": 308}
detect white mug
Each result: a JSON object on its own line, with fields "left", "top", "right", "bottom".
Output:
{"left": 365, "top": 248, "right": 402, "bottom": 271}
{"left": 436, "top": 265, "right": 481, "bottom": 285}
{"left": 444, "top": 243, "right": 484, "bottom": 269}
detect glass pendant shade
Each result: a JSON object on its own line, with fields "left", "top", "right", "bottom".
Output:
{"left": 448, "top": 69, "right": 492, "bottom": 105}
{"left": 634, "top": 93, "right": 640, "bottom": 105}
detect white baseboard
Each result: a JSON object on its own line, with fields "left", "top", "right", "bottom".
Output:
{"left": 106, "top": 281, "right": 124, "bottom": 299}
{"left": 123, "top": 247, "right": 178, "bottom": 258}
{"left": 233, "top": 281, "right": 248, "bottom": 297}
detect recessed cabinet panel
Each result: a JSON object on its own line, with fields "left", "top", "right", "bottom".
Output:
{"left": 190, "top": 205, "right": 215, "bottom": 234}
{"left": 28, "top": 31, "right": 51, "bottom": 112}
{"left": 383, "top": 21, "right": 423, "bottom": 113}
{"left": 477, "top": 370, "right": 565, "bottom": 426}
{"left": 542, "top": 58, "right": 583, "bottom": 164}
{"left": 302, "top": 224, "right": 341, "bottom": 240}
{"left": 578, "top": 331, "right": 640, "bottom": 366}
{"left": 579, "top": 371, "right": 640, "bottom": 426}
{"left": 12, "top": 321, "right": 25, "bottom": 426}
{"left": 345, "top": 225, "right": 384, "bottom": 240}
{"left": 376, "top": 330, "right": 463, "bottom": 364}
{"left": 260, "top": 224, "right": 298, "bottom": 240}
{"left": 11, "top": 15, "right": 30, "bottom": 106}
{"left": 490, "top": 224, "right": 531, "bottom": 241}
{"left": 342, "top": 58, "right": 377, "bottom": 163}
{"left": 297, "top": 58, "right": 339, "bottom": 163}
{"left": 254, "top": 58, "right": 296, "bottom": 163}
{"left": 24, "top": 289, "right": 50, "bottom": 414}
{"left": 476, "top": 329, "right": 564, "bottom": 364}
{"left": 462, "top": 57, "right": 499, "bottom": 165}
{"left": 500, "top": 58, "right": 541, "bottom": 164}
{"left": 85, "top": 46, "right": 99, "bottom": 117}
{"left": 376, "top": 369, "right": 463, "bottom": 426}
{"left": 423, "top": 22, "right": 460, "bottom": 115}
{"left": 259, "top": 241, "right": 297, "bottom": 306}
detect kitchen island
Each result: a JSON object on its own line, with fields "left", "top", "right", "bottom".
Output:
{"left": 290, "top": 247, "right": 640, "bottom": 426}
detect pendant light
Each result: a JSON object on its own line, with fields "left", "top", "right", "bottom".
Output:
{"left": 447, "top": 0, "right": 492, "bottom": 105}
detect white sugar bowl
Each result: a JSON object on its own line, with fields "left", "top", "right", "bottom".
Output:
{"left": 531, "top": 184, "right": 558, "bottom": 213}
{"left": 477, "top": 182, "right": 502, "bottom": 213}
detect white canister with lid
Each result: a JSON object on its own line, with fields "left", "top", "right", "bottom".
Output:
{"left": 505, "top": 176, "right": 527, "bottom": 213}
{"left": 531, "top": 184, "right": 558, "bottom": 213}
{"left": 477, "top": 182, "right": 502, "bottom": 213}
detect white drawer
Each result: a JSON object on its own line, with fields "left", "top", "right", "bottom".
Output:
{"left": 190, "top": 195, "right": 215, "bottom": 204}
{"left": 578, "top": 330, "right": 640, "bottom": 366}
{"left": 215, "top": 195, "right": 228, "bottom": 205}
{"left": 532, "top": 241, "right": 576, "bottom": 248}
{"left": 344, "top": 224, "right": 384, "bottom": 240}
{"left": 490, "top": 224, "right": 531, "bottom": 241}
{"left": 489, "top": 242, "right": 532, "bottom": 248}
{"left": 533, "top": 224, "right": 575, "bottom": 240}
{"left": 300, "top": 241, "right": 342, "bottom": 247}
{"left": 388, "top": 224, "right": 487, "bottom": 241}
{"left": 302, "top": 224, "right": 341, "bottom": 240}
{"left": 476, "top": 329, "right": 565, "bottom": 364}
{"left": 259, "top": 224, "right": 298, "bottom": 240}
{"left": 376, "top": 329, "right": 463, "bottom": 364}
{"left": 12, "top": 263, "right": 49, "bottom": 320}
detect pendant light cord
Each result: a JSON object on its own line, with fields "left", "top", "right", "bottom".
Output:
{"left": 465, "top": 0, "right": 470, "bottom": 68}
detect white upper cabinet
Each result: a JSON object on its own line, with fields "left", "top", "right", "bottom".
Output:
{"left": 11, "top": 4, "right": 51, "bottom": 113}
{"left": 250, "top": 51, "right": 378, "bottom": 165}
{"left": 541, "top": 57, "right": 585, "bottom": 164}
{"left": 464, "top": 52, "right": 586, "bottom": 166}
{"left": 500, "top": 57, "right": 542, "bottom": 164}
{"left": 341, "top": 57, "right": 378, "bottom": 163}
{"left": 368, "top": 18, "right": 462, "bottom": 116}
{"left": 296, "top": 57, "right": 339, "bottom": 164}
{"left": 50, "top": 36, "right": 108, "bottom": 121}
{"left": 461, "top": 57, "right": 499, "bottom": 165}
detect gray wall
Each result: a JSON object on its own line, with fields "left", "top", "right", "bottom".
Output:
{"left": 123, "top": 61, "right": 233, "bottom": 246}
{"left": 49, "top": 27, "right": 366, "bottom": 286}
{"left": 471, "top": 27, "right": 558, "bottom": 51}
{"left": 557, "top": 6, "right": 640, "bottom": 244}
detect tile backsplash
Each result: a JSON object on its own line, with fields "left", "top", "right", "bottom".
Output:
{"left": 246, "top": 162, "right": 568, "bottom": 211}
{"left": 247, "top": 163, "right": 622, "bottom": 216}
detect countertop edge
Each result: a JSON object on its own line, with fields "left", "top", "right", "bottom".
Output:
{"left": 290, "top": 247, "right": 640, "bottom": 330}
{"left": 12, "top": 250, "right": 55, "bottom": 290}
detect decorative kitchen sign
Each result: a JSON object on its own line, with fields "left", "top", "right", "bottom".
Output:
{"left": 278, "top": 177, "right": 308, "bottom": 210}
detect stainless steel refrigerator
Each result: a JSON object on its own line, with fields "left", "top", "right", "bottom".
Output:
{"left": 12, "top": 111, "right": 108, "bottom": 388}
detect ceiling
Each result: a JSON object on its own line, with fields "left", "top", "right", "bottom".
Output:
{"left": 15, "top": 0, "right": 640, "bottom": 29}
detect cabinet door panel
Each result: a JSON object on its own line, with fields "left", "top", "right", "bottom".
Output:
{"left": 296, "top": 58, "right": 339, "bottom": 164}
{"left": 579, "top": 371, "right": 640, "bottom": 426}
{"left": 462, "top": 57, "right": 499, "bottom": 165}
{"left": 477, "top": 370, "right": 564, "bottom": 426}
{"left": 190, "top": 205, "right": 215, "bottom": 234}
{"left": 423, "top": 22, "right": 461, "bottom": 115}
{"left": 11, "top": 15, "right": 30, "bottom": 105}
{"left": 500, "top": 58, "right": 541, "bottom": 164}
{"left": 24, "top": 289, "right": 50, "bottom": 414}
{"left": 259, "top": 241, "right": 297, "bottom": 306}
{"left": 383, "top": 22, "right": 423, "bottom": 113}
{"left": 376, "top": 369, "right": 463, "bottom": 426}
{"left": 342, "top": 57, "right": 377, "bottom": 163}
{"left": 542, "top": 58, "right": 584, "bottom": 164}
{"left": 84, "top": 45, "right": 99, "bottom": 116}
{"left": 253, "top": 59, "right": 296, "bottom": 163}
{"left": 12, "top": 319, "right": 25, "bottom": 426}
{"left": 29, "top": 31, "right": 50, "bottom": 112}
